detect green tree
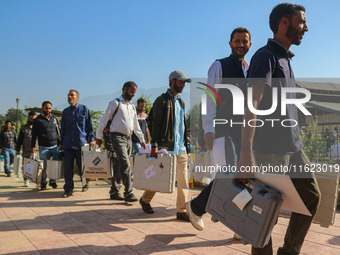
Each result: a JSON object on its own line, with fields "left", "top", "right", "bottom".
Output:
{"left": 0, "top": 114, "right": 5, "bottom": 128}
{"left": 186, "top": 104, "right": 202, "bottom": 151}
{"left": 4, "top": 108, "right": 27, "bottom": 131}
{"left": 301, "top": 124, "right": 327, "bottom": 162}
{"left": 90, "top": 110, "right": 104, "bottom": 134}
{"left": 186, "top": 104, "right": 201, "bottom": 134}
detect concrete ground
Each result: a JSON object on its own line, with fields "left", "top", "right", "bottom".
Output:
{"left": 0, "top": 172, "right": 339, "bottom": 255}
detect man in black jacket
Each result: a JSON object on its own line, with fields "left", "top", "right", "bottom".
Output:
{"left": 139, "top": 70, "right": 191, "bottom": 221}
{"left": 31, "top": 101, "right": 60, "bottom": 190}
{"left": 185, "top": 27, "right": 252, "bottom": 231}
{"left": 16, "top": 111, "right": 38, "bottom": 186}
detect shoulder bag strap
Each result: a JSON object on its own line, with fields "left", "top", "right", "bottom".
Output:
{"left": 105, "top": 98, "right": 121, "bottom": 129}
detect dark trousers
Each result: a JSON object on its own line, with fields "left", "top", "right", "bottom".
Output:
{"left": 63, "top": 149, "right": 82, "bottom": 192}
{"left": 110, "top": 134, "right": 132, "bottom": 197}
{"left": 191, "top": 181, "right": 213, "bottom": 216}
{"left": 252, "top": 150, "right": 321, "bottom": 255}
{"left": 191, "top": 135, "right": 239, "bottom": 216}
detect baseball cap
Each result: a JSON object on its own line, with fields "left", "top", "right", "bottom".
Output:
{"left": 169, "top": 70, "right": 191, "bottom": 83}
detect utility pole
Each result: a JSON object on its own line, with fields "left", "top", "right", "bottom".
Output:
{"left": 16, "top": 97, "right": 20, "bottom": 132}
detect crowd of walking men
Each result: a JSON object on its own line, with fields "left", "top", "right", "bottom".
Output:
{"left": 0, "top": 3, "right": 322, "bottom": 255}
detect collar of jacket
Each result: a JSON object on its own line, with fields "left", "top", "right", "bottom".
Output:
{"left": 228, "top": 54, "right": 243, "bottom": 69}
{"left": 70, "top": 103, "right": 79, "bottom": 109}
{"left": 267, "top": 39, "right": 295, "bottom": 59}
{"left": 166, "top": 89, "right": 182, "bottom": 99}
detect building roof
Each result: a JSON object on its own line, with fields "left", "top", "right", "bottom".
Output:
{"left": 296, "top": 81, "right": 340, "bottom": 116}
{"left": 306, "top": 101, "right": 340, "bottom": 115}
{"left": 24, "top": 107, "right": 63, "bottom": 117}
{"left": 296, "top": 81, "right": 340, "bottom": 93}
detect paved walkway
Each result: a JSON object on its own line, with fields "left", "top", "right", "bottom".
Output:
{"left": 0, "top": 173, "right": 339, "bottom": 255}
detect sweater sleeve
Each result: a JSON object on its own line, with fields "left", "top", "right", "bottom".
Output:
{"left": 151, "top": 95, "right": 165, "bottom": 147}
{"left": 31, "top": 120, "right": 38, "bottom": 148}
{"left": 16, "top": 127, "right": 24, "bottom": 151}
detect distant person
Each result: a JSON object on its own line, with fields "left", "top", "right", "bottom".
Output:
{"left": 31, "top": 101, "right": 60, "bottom": 190}
{"left": 331, "top": 127, "right": 338, "bottom": 145}
{"left": 237, "top": 3, "right": 320, "bottom": 254}
{"left": 132, "top": 98, "right": 150, "bottom": 154}
{"left": 0, "top": 120, "right": 17, "bottom": 177}
{"left": 186, "top": 130, "right": 194, "bottom": 153}
{"left": 139, "top": 70, "right": 191, "bottom": 221}
{"left": 312, "top": 115, "right": 318, "bottom": 133}
{"left": 60, "top": 90, "right": 95, "bottom": 198}
{"left": 96, "top": 81, "right": 145, "bottom": 202}
{"left": 300, "top": 126, "right": 307, "bottom": 137}
{"left": 16, "top": 111, "right": 38, "bottom": 186}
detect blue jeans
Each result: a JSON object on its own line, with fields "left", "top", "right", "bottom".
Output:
{"left": 2, "top": 148, "right": 15, "bottom": 174}
{"left": 191, "top": 136, "right": 239, "bottom": 216}
{"left": 110, "top": 133, "right": 132, "bottom": 197}
{"left": 133, "top": 142, "right": 141, "bottom": 155}
{"left": 63, "top": 149, "right": 82, "bottom": 192}
{"left": 39, "top": 145, "right": 58, "bottom": 185}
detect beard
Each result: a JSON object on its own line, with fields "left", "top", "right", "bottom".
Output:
{"left": 68, "top": 98, "right": 77, "bottom": 105}
{"left": 42, "top": 111, "right": 50, "bottom": 116}
{"left": 124, "top": 91, "right": 133, "bottom": 101}
{"left": 174, "top": 81, "right": 183, "bottom": 93}
{"left": 286, "top": 24, "right": 301, "bottom": 45}
{"left": 231, "top": 47, "right": 248, "bottom": 59}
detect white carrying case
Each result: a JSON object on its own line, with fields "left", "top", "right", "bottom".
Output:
{"left": 133, "top": 153, "right": 176, "bottom": 193}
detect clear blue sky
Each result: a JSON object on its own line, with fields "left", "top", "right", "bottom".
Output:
{"left": 1, "top": 0, "right": 339, "bottom": 114}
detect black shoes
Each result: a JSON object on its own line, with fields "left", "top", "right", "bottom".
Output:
{"left": 176, "top": 212, "right": 190, "bottom": 222}
{"left": 124, "top": 193, "right": 138, "bottom": 202}
{"left": 110, "top": 192, "right": 138, "bottom": 202}
{"left": 139, "top": 198, "right": 154, "bottom": 214}
{"left": 62, "top": 191, "right": 73, "bottom": 198}
{"left": 6, "top": 173, "right": 11, "bottom": 177}
{"left": 82, "top": 184, "right": 89, "bottom": 192}
{"left": 49, "top": 182, "right": 58, "bottom": 189}
{"left": 41, "top": 183, "right": 57, "bottom": 190}
{"left": 110, "top": 192, "right": 124, "bottom": 201}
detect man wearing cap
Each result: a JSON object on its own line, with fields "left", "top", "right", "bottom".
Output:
{"left": 16, "top": 111, "right": 38, "bottom": 186}
{"left": 139, "top": 70, "right": 191, "bottom": 221}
